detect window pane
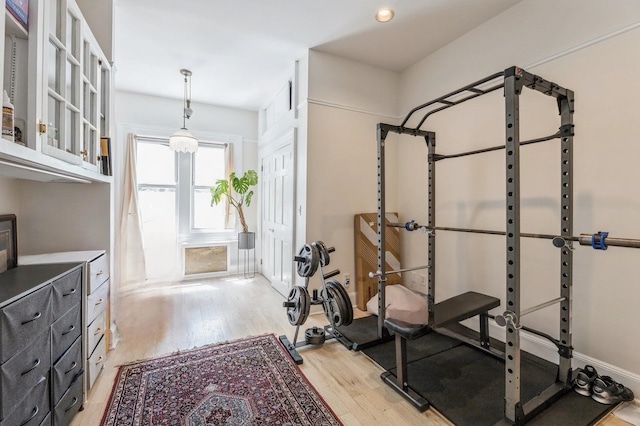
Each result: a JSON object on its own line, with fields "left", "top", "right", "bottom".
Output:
{"left": 138, "top": 188, "right": 178, "bottom": 280}
{"left": 193, "top": 144, "right": 226, "bottom": 230}
{"left": 65, "top": 107, "right": 77, "bottom": 154}
{"left": 49, "top": 0, "right": 61, "bottom": 40}
{"left": 48, "top": 42, "right": 60, "bottom": 93}
{"left": 136, "top": 141, "right": 176, "bottom": 185}
{"left": 47, "top": 96, "right": 61, "bottom": 149}
{"left": 194, "top": 144, "right": 225, "bottom": 186}
{"left": 193, "top": 188, "right": 226, "bottom": 229}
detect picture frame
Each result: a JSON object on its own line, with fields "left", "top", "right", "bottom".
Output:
{"left": 0, "top": 214, "right": 17, "bottom": 273}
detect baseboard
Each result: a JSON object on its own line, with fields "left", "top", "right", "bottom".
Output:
{"left": 460, "top": 318, "right": 640, "bottom": 400}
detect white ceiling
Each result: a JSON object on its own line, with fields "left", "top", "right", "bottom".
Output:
{"left": 114, "top": 0, "right": 523, "bottom": 111}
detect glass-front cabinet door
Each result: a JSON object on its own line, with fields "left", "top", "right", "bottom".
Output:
{"left": 42, "top": 0, "right": 110, "bottom": 172}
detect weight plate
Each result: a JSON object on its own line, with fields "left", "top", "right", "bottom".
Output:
{"left": 321, "top": 281, "right": 352, "bottom": 328}
{"left": 321, "top": 286, "right": 341, "bottom": 327}
{"left": 295, "top": 244, "right": 320, "bottom": 278}
{"left": 286, "top": 286, "right": 310, "bottom": 326}
{"left": 314, "top": 240, "right": 331, "bottom": 267}
{"left": 304, "top": 326, "right": 326, "bottom": 345}
{"left": 327, "top": 280, "right": 353, "bottom": 327}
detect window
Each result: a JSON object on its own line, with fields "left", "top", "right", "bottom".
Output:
{"left": 192, "top": 144, "right": 227, "bottom": 230}
{"left": 136, "top": 136, "right": 229, "bottom": 280}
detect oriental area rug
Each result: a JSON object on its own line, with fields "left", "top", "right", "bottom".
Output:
{"left": 101, "top": 334, "right": 342, "bottom": 426}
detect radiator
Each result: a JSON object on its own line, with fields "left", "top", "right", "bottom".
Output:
{"left": 183, "top": 244, "right": 229, "bottom": 276}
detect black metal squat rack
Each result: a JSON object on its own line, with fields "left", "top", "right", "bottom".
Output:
{"left": 375, "top": 66, "right": 576, "bottom": 423}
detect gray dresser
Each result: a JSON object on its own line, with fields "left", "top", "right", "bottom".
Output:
{"left": 20, "top": 251, "right": 110, "bottom": 397}
{"left": 0, "top": 263, "right": 84, "bottom": 426}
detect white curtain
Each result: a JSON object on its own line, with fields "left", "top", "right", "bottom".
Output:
{"left": 119, "top": 133, "right": 146, "bottom": 285}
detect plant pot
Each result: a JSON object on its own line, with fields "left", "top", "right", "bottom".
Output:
{"left": 238, "top": 232, "right": 255, "bottom": 250}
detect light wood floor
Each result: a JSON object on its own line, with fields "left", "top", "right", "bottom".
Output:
{"left": 71, "top": 275, "right": 631, "bottom": 425}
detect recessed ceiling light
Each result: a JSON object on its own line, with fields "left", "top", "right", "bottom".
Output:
{"left": 375, "top": 8, "right": 395, "bottom": 23}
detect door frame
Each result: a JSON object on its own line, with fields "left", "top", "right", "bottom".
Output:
{"left": 258, "top": 129, "right": 297, "bottom": 296}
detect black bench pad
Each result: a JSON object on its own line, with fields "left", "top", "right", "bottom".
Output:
{"left": 434, "top": 291, "right": 500, "bottom": 327}
{"left": 384, "top": 318, "right": 431, "bottom": 340}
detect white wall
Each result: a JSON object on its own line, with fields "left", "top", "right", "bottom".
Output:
{"left": 0, "top": 176, "right": 20, "bottom": 217}
{"left": 396, "top": 0, "right": 640, "bottom": 380}
{"left": 18, "top": 180, "right": 111, "bottom": 254}
{"left": 303, "top": 51, "right": 401, "bottom": 296}
{"left": 113, "top": 91, "right": 259, "bottom": 286}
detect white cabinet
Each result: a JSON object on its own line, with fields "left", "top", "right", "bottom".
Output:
{"left": 1, "top": 0, "right": 112, "bottom": 182}
{"left": 43, "top": 0, "right": 110, "bottom": 171}
{"left": 19, "top": 250, "right": 111, "bottom": 399}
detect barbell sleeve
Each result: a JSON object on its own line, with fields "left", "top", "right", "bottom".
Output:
{"left": 578, "top": 233, "right": 640, "bottom": 249}
{"left": 369, "top": 264, "right": 431, "bottom": 278}
{"left": 495, "top": 297, "right": 566, "bottom": 327}
{"left": 323, "top": 269, "right": 340, "bottom": 280}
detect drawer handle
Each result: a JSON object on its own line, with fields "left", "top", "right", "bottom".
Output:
{"left": 64, "top": 396, "right": 79, "bottom": 413}
{"left": 96, "top": 271, "right": 104, "bottom": 276}
{"left": 62, "top": 324, "right": 76, "bottom": 335}
{"left": 21, "top": 358, "right": 41, "bottom": 376}
{"left": 95, "top": 298, "right": 105, "bottom": 306}
{"left": 95, "top": 356, "right": 104, "bottom": 365}
{"left": 21, "top": 312, "right": 42, "bottom": 325}
{"left": 64, "top": 361, "right": 77, "bottom": 375}
{"left": 19, "top": 406, "right": 38, "bottom": 426}
{"left": 94, "top": 327, "right": 102, "bottom": 335}
{"left": 63, "top": 288, "right": 77, "bottom": 297}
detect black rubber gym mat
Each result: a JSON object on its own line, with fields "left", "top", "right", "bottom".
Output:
{"left": 362, "top": 330, "right": 462, "bottom": 367}
{"left": 364, "top": 335, "right": 617, "bottom": 425}
{"left": 335, "top": 315, "right": 391, "bottom": 350}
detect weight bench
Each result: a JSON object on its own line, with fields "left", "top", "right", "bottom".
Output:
{"left": 381, "top": 291, "right": 500, "bottom": 411}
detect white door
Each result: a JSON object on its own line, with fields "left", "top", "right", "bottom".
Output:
{"left": 261, "top": 135, "right": 295, "bottom": 297}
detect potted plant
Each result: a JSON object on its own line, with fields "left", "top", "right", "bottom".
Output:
{"left": 210, "top": 169, "right": 258, "bottom": 249}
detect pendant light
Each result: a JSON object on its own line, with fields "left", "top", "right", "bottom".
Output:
{"left": 169, "top": 69, "right": 198, "bottom": 152}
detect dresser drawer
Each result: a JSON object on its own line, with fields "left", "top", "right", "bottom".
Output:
{"left": 52, "top": 337, "right": 82, "bottom": 405}
{"left": 53, "top": 373, "right": 82, "bottom": 426}
{"left": 51, "top": 267, "right": 82, "bottom": 319}
{"left": 0, "top": 286, "right": 52, "bottom": 363}
{"left": 86, "top": 281, "right": 108, "bottom": 325}
{"left": 0, "top": 329, "right": 50, "bottom": 418}
{"left": 87, "top": 335, "right": 106, "bottom": 389}
{"left": 0, "top": 375, "right": 49, "bottom": 426}
{"left": 88, "top": 254, "right": 109, "bottom": 294}
{"left": 87, "top": 311, "right": 106, "bottom": 357}
{"left": 51, "top": 303, "right": 81, "bottom": 363}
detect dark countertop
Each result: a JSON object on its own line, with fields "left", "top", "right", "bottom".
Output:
{"left": 0, "top": 263, "right": 82, "bottom": 308}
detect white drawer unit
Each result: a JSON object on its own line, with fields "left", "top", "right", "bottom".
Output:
{"left": 87, "top": 281, "right": 109, "bottom": 325}
{"left": 19, "top": 251, "right": 111, "bottom": 400}
{"left": 87, "top": 336, "right": 106, "bottom": 389}
{"left": 87, "top": 311, "right": 105, "bottom": 357}
{"left": 88, "top": 255, "right": 109, "bottom": 295}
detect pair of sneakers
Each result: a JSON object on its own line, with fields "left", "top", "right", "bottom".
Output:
{"left": 573, "top": 365, "right": 635, "bottom": 404}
